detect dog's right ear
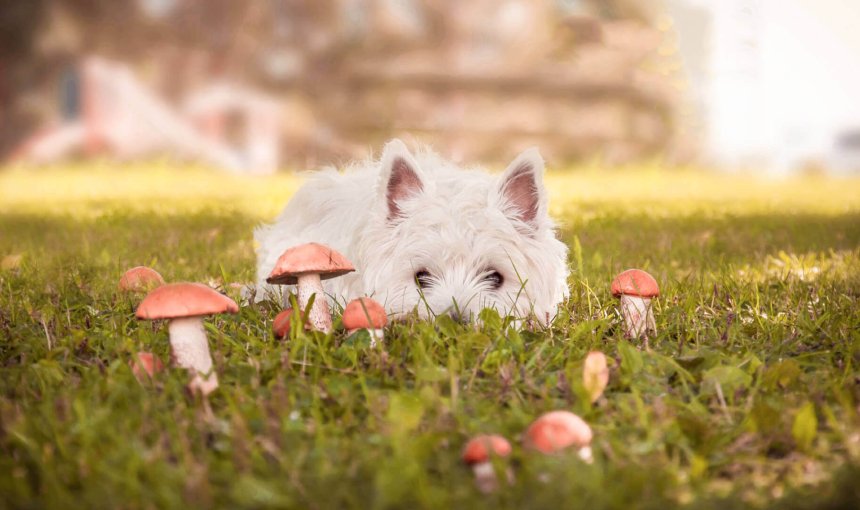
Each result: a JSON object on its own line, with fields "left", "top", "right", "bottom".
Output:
{"left": 492, "top": 147, "right": 548, "bottom": 234}
{"left": 378, "top": 139, "right": 426, "bottom": 220}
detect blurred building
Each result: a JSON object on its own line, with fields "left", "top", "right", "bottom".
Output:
{"left": 1, "top": 0, "right": 693, "bottom": 168}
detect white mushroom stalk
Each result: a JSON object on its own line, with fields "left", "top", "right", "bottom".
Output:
{"left": 618, "top": 294, "right": 655, "bottom": 340}
{"left": 577, "top": 445, "right": 594, "bottom": 463}
{"left": 471, "top": 462, "right": 498, "bottom": 494}
{"left": 296, "top": 273, "right": 332, "bottom": 333}
{"left": 136, "top": 282, "right": 238, "bottom": 398}
{"left": 168, "top": 317, "right": 218, "bottom": 396}
{"left": 266, "top": 243, "right": 355, "bottom": 335}
{"left": 611, "top": 269, "right": 660, "bottom": 344}
{"left": 461, "top": 434, "right": 512, "bottom": 494}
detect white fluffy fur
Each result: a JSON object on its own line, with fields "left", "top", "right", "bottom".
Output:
{"left": 254, "top": 139, "right": 569, "bottom": 325}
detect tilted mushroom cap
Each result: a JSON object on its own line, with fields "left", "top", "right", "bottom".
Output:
{"left": 524, "top": 411, "right": 593, "bottom": 454}
{"left": 119, "top": 266, "right": 165, "bottom": 292}
{"left": 583, "top": 351, "right": 610, "bottom": 402}
{"left": 273, "top": 308, "right": 309, "bottom": 337}
{"left": 462, "top": 435, "right": 512, "bottom": 465}
{"left": 130, "top": 351, "right": 164, "bottom": 380}
{"left": 611, "top": 269, "right": 659, "bottom": 298}
{"left": 342, "top": 297, "right": 388, "bottom": 330}
{"left": 136, "top": 282, "right": 239, "bottom": 320}
{"left": 266, "top": 243, "right": 355, "bottom": 285}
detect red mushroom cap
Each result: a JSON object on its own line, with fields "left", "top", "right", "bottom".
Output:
{"left": 267, "top": 243, "right": 355, "bottom": 285}
{"left": 611, "top": 269, "right": 659, "bottom": 298}
{"left": 462, "top": 434, "right": 512, "bottom": 465}
{"left": 135, "top": 282, "right": 239, "bottom": 320}
{"left": 342, "top": 297, "right": 388, "bottom": 330}
{"left": 130, "top": 351, "right": 164, "bottom": 379}
{"left": 273, "top": 308, "right": 308, "bottom": 338}
{"left": 119, "top": 266, "right": 165, "bottom": 292}
{"left": 524, "top": 411, "right": 593, "bottom": 454}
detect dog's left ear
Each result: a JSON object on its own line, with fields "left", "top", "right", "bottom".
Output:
{"left": 493, "top": 147, "right": 548, "bottom": 233}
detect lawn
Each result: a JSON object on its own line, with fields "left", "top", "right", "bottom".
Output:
{"left": 1, "top": 163, "right": 859, "bottom": 509}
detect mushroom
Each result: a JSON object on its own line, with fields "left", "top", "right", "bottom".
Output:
{"left": 272, "top": 308, "right": 309, "bottom": 338}
{"left": 129, "top": 351, "right": 164, "bottom": 381}
{"left": 266, "top": 243, "right": 355, "bottom": 333}
{"left": 583, "top": 351, "right": 609, "bottom": 403}
{"left": 524, "top": 411, "right": 594, "bottom": 463}
{"left": 461, "top": 434, "right": 513, "bottom": 493}
{"left": 611, "top": 269, "right": 660, "bottom": 342}
{"left": 136, "top": 282, "right": 238, "bottom": 396}
{"left": 342, "top": 297, "right": 387, "bottom": 346}
{"left": 119, "top": 266, "right": 165, "bottom": 293}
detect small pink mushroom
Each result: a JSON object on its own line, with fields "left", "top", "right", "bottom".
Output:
{"left": 136, "top": 283, "right": 238, "bottom": 396}
{"left": 611, "top": 269, "right": 660, "bottom": 342}
{"left": 267, "top": 243, "right": 355, "bottom": 333}
{"left": 524, "top": 411, "right": 594, "bottom": 463}
{"left": 129, "top": 351, "right": 164, "bottom": 382}
{"left": 272, "top": 308, "right": 309, "bottom": 338}
{"left": 119, "top": 266, "right": 164, "bottom": 293}
{"left": 461, "top": 434, "right": 513, "bottom": 493}
{"left": 342, "top": 297, "right": 388, "bottom": 346}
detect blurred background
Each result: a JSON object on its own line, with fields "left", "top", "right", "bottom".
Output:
{"left": 1, "top": 0, "right": 859, "bottom": 174}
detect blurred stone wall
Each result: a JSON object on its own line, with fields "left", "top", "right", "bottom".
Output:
{"left": 265, "top": 0, "right": 690, "bottom": 165}
{"left": 3, "top": 0, "right": 695, "bottom": 167}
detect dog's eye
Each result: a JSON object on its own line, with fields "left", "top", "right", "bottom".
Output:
{"left": 483, "top": 270, "right": 504, "bottom": 289}
{"left": 415, "top": 270, "right": 433, "bottom": 289}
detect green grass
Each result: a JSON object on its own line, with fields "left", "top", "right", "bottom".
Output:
{"left": 1, "top": 163, "right": 859, "bottom": 509}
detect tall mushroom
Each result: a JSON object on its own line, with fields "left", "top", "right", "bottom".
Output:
{"left": 524, "top": 411, "right": 594, "bottom": 463}
{"left": 611, "top": 269, "right": 660, "bottom": 342}
{"left": 461, "top": 434, "right": 513, "bottom": 493}
{"left": 266, "top": 243, "right": 355, "bottom": 333}
{"left": 342, "top": 297, "right": 387, "bottom": 346}
{"left": 119, "top": 266, "right": 164, "bottom": 293}
{"left": 136, "top": 282, "right": 238, "bottom": 396}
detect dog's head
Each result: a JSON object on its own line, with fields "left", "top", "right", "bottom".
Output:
{"left": 359, "top": 139, "right": 569, "bottom": 324}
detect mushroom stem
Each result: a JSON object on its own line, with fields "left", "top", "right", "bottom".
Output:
{"left": 348, "top": 328, "right": 385, "bottom": 347}
{"left": 167, "top": 317, "right": 218, "bottom": 395}
{"left": 619, "top": 295, "right": 655, "bottom": 340}
{"left": 577, "top": 446, "right": 594, "bottom": 464}
{"left": 471, "top": 462, "right": 498, "bottom": 494}
{"left": 296, "top": 273, "right": 332, "bottom": 332}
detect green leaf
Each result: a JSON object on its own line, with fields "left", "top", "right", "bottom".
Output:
{"left": 763, "top": 359, "right": 802, "bottom": 390}
{"left": 477, "top": 308, "right": 502, "bottom": 332}
{"left": 572, "top": 235, "right": 584, "bottom": 276}
{"left": 749, "top": 396, "right": 782, "bottom": 434}
{"left": 702, "top": 365, "right": 752, "bottom": 395}
{"left": 386, "top": 393, "right": 424, "bottom": 437}
{"left": 618, "top": 340, "right": 644, "bottom": 375}
{"left": 792, "top": 402, "right": 818, "bottom": 452}
{"left": 435, "top": 314, "right": 460, "bottom": 338}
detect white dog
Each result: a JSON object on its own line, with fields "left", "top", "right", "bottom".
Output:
{"left": 254, "top": 139, "right": 569, "bottom": 324}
